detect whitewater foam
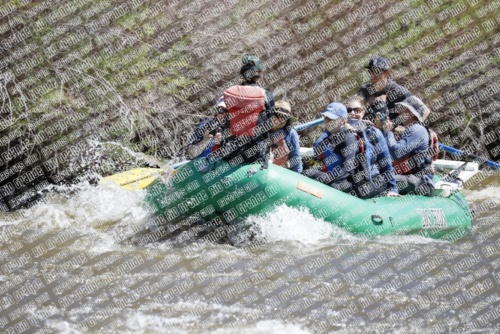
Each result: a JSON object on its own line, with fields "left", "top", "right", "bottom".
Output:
{"left": 463, "top": 186, "right": 500, "bottom": 204}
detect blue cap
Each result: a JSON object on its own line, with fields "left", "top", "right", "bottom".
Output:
{"left": 322, "top": 103, "right": 347, "bottom": 120}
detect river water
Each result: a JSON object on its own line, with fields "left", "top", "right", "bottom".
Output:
{"left": 0, "top": 173, "right": 499, "bottom": 334}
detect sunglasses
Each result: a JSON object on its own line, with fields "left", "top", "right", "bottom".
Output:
{"left": 275, "top": 108, "right": 291, "bottom": 118}
{"left": 347, "top": 107, "right": 364, "bottom": 114}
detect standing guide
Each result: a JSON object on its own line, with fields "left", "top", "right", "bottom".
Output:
{"left": 209, "top": 55, "right": 276, "bottom": 166}
{"left": 358, "top": 56, "right": 431, "bottom": 126}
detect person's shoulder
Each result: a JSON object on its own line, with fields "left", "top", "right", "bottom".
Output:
{"left": 358, "top": 83, "right": 373, "bottom": 98}
{"left": 288, "top": 127, "right": 299, "bottom": 136}
{"left": 287, "top": 128, "right": 300, "bottom": 144}
{"left": 319, "top": 130, "right": 332, "bottom": 141}
{"left": 407, "top": 122, "right": 428, "bottom": 135}
{"left": 264, "top": 89, "right": 274, "bottom": 101}
{"left": 361, "top": 119, "right": 376, "bottom": 128}
{"left": 196, "top": 118, "right": 211, "bottom": 128}
{"left": 365, "top": 122, "right": 383, "bottom": 136}
{"left": 341, "top": 127, "right": 358, "bottom": 140}
{"left": 322, "top": 129, "right": 331, "bottom": 135}
{"left": 387, "top": 80, "right": 410, "bottom": 95}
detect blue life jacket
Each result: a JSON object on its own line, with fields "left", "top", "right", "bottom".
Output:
{"left": 351, "top": 120, "right": 398, "bottom": 194}
{"left": 313, "top": 130, "right": 338, "bottom": 173}
{"left": 313, "top": 129, "right": 357, "bottom": 179}
{"left": 359, "top": 125, "right": 378, "bottom": 183}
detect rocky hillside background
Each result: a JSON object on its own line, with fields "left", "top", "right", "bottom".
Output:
{"left": 0, "top": 0, "right": 499, "bottom": 210}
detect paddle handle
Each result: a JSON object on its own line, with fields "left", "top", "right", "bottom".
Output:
{"left": 294, "top": 118, "right": 324, "bottom": 132}
{"left": 439, "top": 143, "right": 500, "bottom": 170}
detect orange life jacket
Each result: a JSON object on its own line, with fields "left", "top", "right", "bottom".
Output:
{"left": 223, "top": 85, "right": 266, "bottom": 137}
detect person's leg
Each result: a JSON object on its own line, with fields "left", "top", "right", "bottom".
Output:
{"left": 301, "top": 169, "right": 337, "bottom": 184}
{"left": 396, "top": 174, "right": 433, "bottom": 196}
{"left": 329, "top": 179, "right": 354, "bottom": 194}
{"left": 302, "top": 170, "right": 355, "bottom": 195}
{"left": 358, "top": 181, "right": 387, "bottom": 198}
{"left": 395, "top": 174, "right": 415, "bottom": 195}
{"left": 301, "top": 169, "right": 326, "bottom": 180}
{"left": 414, "top": 181, "right": 434, "bottom": 196}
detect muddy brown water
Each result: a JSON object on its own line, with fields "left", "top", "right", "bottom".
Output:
{"left": 0, "top": 174, "right": 499, "bottom": 333}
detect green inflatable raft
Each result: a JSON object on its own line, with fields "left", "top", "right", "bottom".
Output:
{"left": 143, "top": 158, "right": 473, "bottom": 240}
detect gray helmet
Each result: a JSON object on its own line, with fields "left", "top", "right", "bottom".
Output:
{"left": 396, "top": 96, "right": 426, "bottom": 122}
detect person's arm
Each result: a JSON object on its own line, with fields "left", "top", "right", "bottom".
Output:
{"left": 264, "top": 89, "right": 275, "bottom": 118}
{"left": 287, "top": 129, "right": 303, "bottom": 173}
{"left": 372, "top": 128, "right": 398, "bottom": 194}
{"left": 312, "top": 130, "right": 330, "bottom": 156}
{"left": 333, "top": 131, "right": 358, "bottom": 180}
{"left": 186, "top": 119, "right": 212, "bottom": 159}
{"left": 384, "top": 125, "right": 426, "bottom": 159}
{"left": 187, "top": 134, "right": 213, "bottom": 159}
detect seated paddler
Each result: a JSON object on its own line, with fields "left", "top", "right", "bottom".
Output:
{"left": 347, "top": 97, "right": 399, "bottom": 198}
{"left": 376, "top": 96, "right": 436, "bottom": 196}
{"left": 269, "top": 100, "right": 303, "bottom": 173}
{"left": 302, "top": 103, "right": 358, "bottom": 194}
{"left": 187, "top": 97, "right": 228, "bottom": 159}
{"left": 207, "top": 55, "right": 276, "bottom": 165}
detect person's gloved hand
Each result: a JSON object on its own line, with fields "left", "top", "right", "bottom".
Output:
{"left": 213, "top": 132, "right": 222, "bottom": 144}
{"left": 375, "top": 118, "right": 393, "bottom": 132}
{"left": 202, "top": 131, "right": 213, "bottom": 141}
{"left": 381, "top": 120, "right": 394, "bottom": 132}
{"left": 394, "top": 126, "right": 406, "bottom": 135}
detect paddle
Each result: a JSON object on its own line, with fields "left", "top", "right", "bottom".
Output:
{"left": 294, "top": 118, "right": 324, "bottom": 131}
{"left": 101, "top": 118, "right": 327, "bottom": 189}
{"left": 439, "top": 143, "right": 500, "bottom": 170}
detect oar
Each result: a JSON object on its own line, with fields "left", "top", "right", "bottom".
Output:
{"left": 439, "top": 143, "right": 500, "bottom": 170}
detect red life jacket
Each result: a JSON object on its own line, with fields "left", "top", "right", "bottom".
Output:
{"left": 393, "top": 156, "right": 414, "bottom": 175}
{"left": 393, "top": 126, "right": 439, "bottom": 175}
{"left": 272, "top": 136, "right": 290, "bottom": 168}
{"left": 223, "top": 85, "right": 266, "bottom": 137}
{"left": 428, "top": 128, "right": 439, "bottom": 161}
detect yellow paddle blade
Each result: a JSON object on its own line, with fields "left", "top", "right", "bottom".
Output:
{"left": 100, "top": 168, "right": 166, "bottom": 191}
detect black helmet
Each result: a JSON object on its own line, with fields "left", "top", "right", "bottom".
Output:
{"left": 365, "top": 56, "right": 391, "bottom": 74}
{"left": 241, "top": 55, "right": 263, "bottom": 82}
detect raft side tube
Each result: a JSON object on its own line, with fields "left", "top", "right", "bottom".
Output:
{"left": 145, "top": 159, "right": 472, "bottom": 238}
